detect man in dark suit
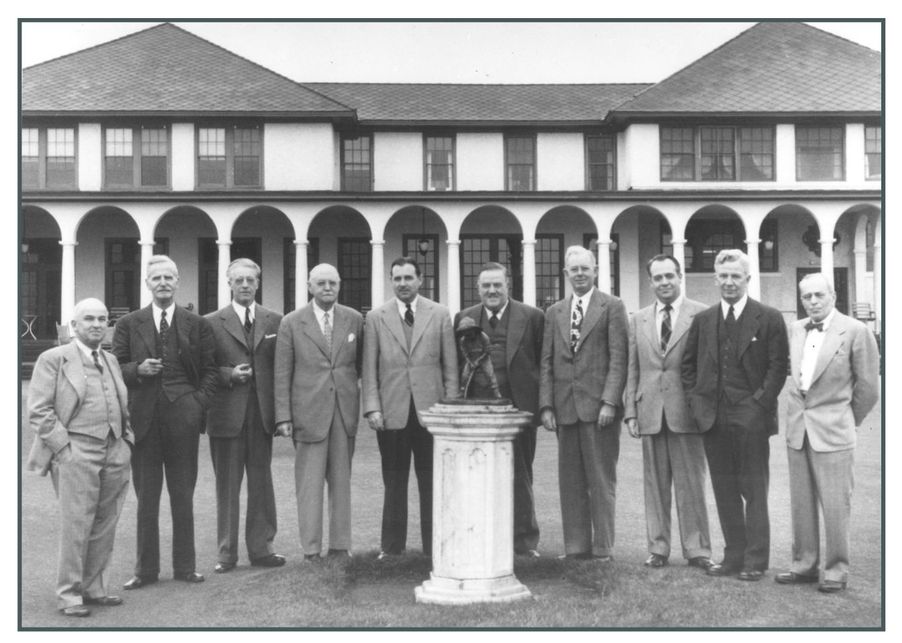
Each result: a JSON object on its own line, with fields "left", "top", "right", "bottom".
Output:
{"left": 681, "top": 249, "right": 788, "bottom": 581}
{"left": 363, "top": 256, "right": 459, "bottom": 558}
{"left": 454, "top": 262, "right": 543, "bottom": 557}
{"left": 27, "top": 298, "right": 133, "bottom": 616}
{"left": 275, "top": 263, "right": 364, "bottom": 561}
{"left": 539, "top": 245, "right": 628, "bottom": 561}
{"left": 112, "top": 255, "right": 217, "bottom": 588}
{"left": 625, "top": 255, "right": 712, "bottom": 570}
{"left": 205, "top": 258, "right": 284, "bottom": 572}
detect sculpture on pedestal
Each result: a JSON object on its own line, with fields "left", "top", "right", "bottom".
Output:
{"left": 455, "top": 317, "right": 502, "bottom": 400}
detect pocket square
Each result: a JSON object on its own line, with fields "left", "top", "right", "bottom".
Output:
{"left": 347, "top": 333, "right": 355, "bottom": 342}
{"left": 751, "top": 336, "right": 758, "bottom": 342}
{"left": 265, "top": 333, "right": 277, "bottom": 339}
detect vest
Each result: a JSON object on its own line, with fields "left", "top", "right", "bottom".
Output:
{"left": 157, "top": 316, "right": 193, "bottom": 401}
{"left": 481, "top": 309, "right": 512, "bottom": 398}
{"left": 67, "top": 350, "right": 123, "bottom": 439}
{"left": 717, "top": 309, "right": 752, "bottom": 403}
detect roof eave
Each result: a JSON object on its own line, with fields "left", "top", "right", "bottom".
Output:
{"left": 21, "top": 109, "right": 357, "bottom": 121}
{"left": 610, "top": 110, "right": 882, "bottom": 124}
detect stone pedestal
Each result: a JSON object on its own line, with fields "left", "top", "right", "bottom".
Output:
{"left": 415, "top": 402, "right": 534, "bottom": 605}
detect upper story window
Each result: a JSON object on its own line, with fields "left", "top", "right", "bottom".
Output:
{"left": 21, "top": 126, "right": 77, "bottom": 190}
{"left": 104, "top": 126, "right": 169, "bottom": 188}
{"left": 585, "top": 134, "right": 616, "bottom": 191}
{"left": 865, "top": 125, "right": 881, "bottom": 180}
{"left": 424, "top": 135, "right": 455, "bottom": 191}
{"left": 341, "top": 134, "right": 373, "bottom": 192}
{"left": 197, "top": 125, "right": 262, "bottom": 189}
{"left": 660, "top": 126, "right": 774, "bottom": 181}
{"left": 795, "top": 125, "right": 844, "bottom": 181}
{"left": 505, "top": 135, "right": 536, "bottom": 191}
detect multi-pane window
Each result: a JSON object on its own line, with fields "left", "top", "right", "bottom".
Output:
{"left": 505, "top": 135, "right": 536, "bottom": 191}
{"left": 22, "top": 127, "right": 78, "bottom": 190}
{"left": 424, "top": 136, "right": 454, "bottom": 191}
{"left": 865, "top": 126, "right": 881, "bottom": 180}
{"left": 796, "top": 125, "right": 844, "bottom": 181}
{"left": 197, "top": 125, "right": 262, "bottom": 188}
{"left": 141, "top": 128, "right": 168, "bottom": 186}
{"left": 585, "top": 134, "right": 615, "bottom": 191}
{"left": 536, "top": 235, "right": 564, "bottom": 310}
{"left": 21, "top": 128, "right": 40, "bottom": 188}
{"left": 661, "top": 126, "right": 774, "bottom": 181}
{"left": 403, "top": 235, "right": 440, "bottom": 301}
{"left": 341, "top": 135, "right": 373, "bottom": 191}
{"left": 104, "top": 126, "right": 170, "bottom": 188}
{"left": 681, "top": 218, "right": 780, "bottom": 273}
{"left": 104, "top": 128, "right": 134, "bottom": 186}
{"left": 338, "top": 238, "right": 372, "bottom": 312}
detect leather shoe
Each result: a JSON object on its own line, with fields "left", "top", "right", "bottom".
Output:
{"left": 214, "top": 562, "right": 236, "bottom": 573}
{"left": 516, "top": 549, "right": 540, "bottom": 558}
{"left": 706, "top": 563, "right": 740, "bottom": 577}
{"left": 775, "top": 571, "right": 818, "bottom": 585}
{"left": 738, "top": 569, "right": 764, "bottom": 581}
{"left": 123, "top": 575, "right": 157, "bottom": 590}
{"left": 251, "top": 553, "right": 286, "bottom": 568}
{"left": 327, "top": 549, "right": 351, "bottom": 559}
{"left": 61, "top": 605, "right": 91, "bottom": 617}
{"left": 644, "top": 553, "right": 668, "bottom": 568}
{"left": 173, "top": 571, "right": 205, "bottom": 583}
{"left": 818, "top": 579, "right": 847, "bottom": 593}
{"left": 377, "top": 550, "right": 402, "bottom": 561}
{"left": 83, "top": 595, "right": 123, "bottom": 606}
{"left": 304, "top": 553, "right": 321, "bottom": 562}
{"left": 688, "top": 556, "right": 714, "bottom": 571}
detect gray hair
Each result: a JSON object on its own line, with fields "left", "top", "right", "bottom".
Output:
{"left": 798, "top": 272, "right": 835, "bottom": 295}
{"left": 72, "top": 297, "right": 108, "bottom": 320}
{"left": 564, "top": 245, "right": 597, "bottom": 268}
{"left": 146, "top": 254, "right": 179, "bottom": 277}
{"left": 308, "top": 263, "right": 341, "bottom": 283}
{"left": 227, "top": 257, "right": 261, "bottom": 280}
{"left": 713, "top": 249, "right": 749, "bottom": 274}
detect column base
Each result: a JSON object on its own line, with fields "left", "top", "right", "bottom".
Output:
{"left": 415, "top": 572, "right": 532, "bottom": 605}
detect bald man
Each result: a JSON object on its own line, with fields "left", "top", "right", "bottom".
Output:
{"left": 275, "top": 264, "right": 364, "bottom": 560}
{"left": 27, "top": 298, "right": 134, "bottom": 616}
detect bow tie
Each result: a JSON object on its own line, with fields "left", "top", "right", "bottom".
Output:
{"left": 805, "top": 321, "right": 824, "bottom": 332}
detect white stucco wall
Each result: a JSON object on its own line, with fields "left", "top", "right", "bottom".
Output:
{"left": 457, "top": 133, "right": 504, "bottom": 191}
{"left": 374, "top": 132, "right": 422, "bottom": 191}
{"left": 171, "top": 123, "right": 195, "bottom": 191}
{"left": 264, "top": 123, "right": 335, "bottom": 190}
{"left": 77, "top": 123, "right": 101, "bottom": 191}
{"left": 621, "top": 124, "right": 659, "bottom": 189}
{"left": 537, "top": 133, "right": 583, "bottom": 191}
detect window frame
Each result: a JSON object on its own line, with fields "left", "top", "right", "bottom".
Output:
{"left": 102, "top": 124, "right": 171, "bottom": 190}
{"left": 864, "top": 125, "right": 881, "bottom": 181}
{"left": 423, "top": 134, "right": 456, "bottom": 191}
{"left": 21, "top": 125, "right": 78, "bottom": 190}
{"left": 794, "top": 124, "right": 845, "bottom": 182}
{"left": 504, "top": 133, "right": 537, "bottom": 192}
{"left": 584, "top": 133, "right": 616, "bottom": 191}
{"left": 659, "top": 125, "right": 776, "bottom": 182}
{"left": 195, "top": 123, "right": 263, "bottom": 190}
{"left": 340, "top": 132, "right": 374, "bottom": 192}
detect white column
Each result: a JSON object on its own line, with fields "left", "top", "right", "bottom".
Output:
{"left": 371, "top": 239, "right": 385, "bottom": 309}
{"left": 672, "top": 239, "right": 687, "bottom": 297}
{"left": 446, "top": 239, "right": 461, "bottom": 314}
{"left": 294, "top": 240, "right": 309, "bottom": 312}
{"left": 139, "top": 240, "right": 156, "bottom": 308}
{"left": 596, "top": 240, "right": 612, "bottom": 295}
{"left": 217, "top": 239, "right": 232, "bottom": 309}
{"left": 819, "top": 238, "right": 835, "bottom": 285}
{"left": 521, "top": 239, "right": 537, "bottom": 307}
{"left": 746, "top": 239, "right": 761, "bottom": 300}
{"left": 59, "top": 240, "right": 77, "bottom": 325}
{"left": 873, "top": 227, "right": 881, "bottom": 323}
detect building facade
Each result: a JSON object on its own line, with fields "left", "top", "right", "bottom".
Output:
{"left": 21, "top": 22, "right": 881, "bottom": 345}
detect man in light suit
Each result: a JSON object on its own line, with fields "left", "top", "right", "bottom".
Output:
{"left": 363, "top": 256, "right": 459, "bottom": 558}
{"left": 205, "top": 258, "right": 284, "bottom": 572}
{"left": 275, "top": 263, "right": 364, "bottom": 561}
{"left": 625, "top": 255, "right": 712, "bottom": 570}
{"left": 775, "top": 273, "right": 879, "bottom": 593}
{"left": 27, "top": 298, "right": 133, "bottom": 616}
{"left": 682, "top": 249, "right": 788, "bottom": 581}
{"left": 113, "top": 255, "right": 218, "bottom": 589}
{"left": 454, "top": 262, "right": 543, "bottom": 557}
{"left": 539, "top": 245, "right": 628, "bottom": 560}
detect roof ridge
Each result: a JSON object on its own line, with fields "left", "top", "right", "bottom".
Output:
{"left": 800, "top": 20, "right": 882, "bottom": 54}
{"left": 22, "top": 21, "right": 165, "bottom": 71}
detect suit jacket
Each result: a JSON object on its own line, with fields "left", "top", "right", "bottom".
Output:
{"left": 625, "top": 297, "right": 707, "bottom": 434}
{"left": 362, "top": 296, "right": 459, "bottom": 428}
{"left": 112, "top": 304, "right": 218, "bottom": 442}
{"left": 205, "top": 304, "right": 282, "bottom": 437}
{"left": 454, "top": 300, "right": 544, "bottom": 423}
{"left": 26, "top": 342, "right": 134, "bottom": 476}
{"left": 539, "top": 289, "right": 629, "bottom": 426}
{"left": 785, "top": 311, "right": 879, "bottom": 452}
{"left": 274, "top": 303, "right": 364, "bottom": 442}
{"left": 681, "top": 298, "right": 789, "bottom": 435}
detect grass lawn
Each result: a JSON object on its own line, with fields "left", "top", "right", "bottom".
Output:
{"left": 19, "top": 383, "right": 883, "bottom": 629}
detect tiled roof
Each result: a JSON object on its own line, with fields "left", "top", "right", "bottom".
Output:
{"left": 615, "top": 22, "right": 881, "bottom": 115}
{"left": 22, "top": 23, "right": 352, "bottom": 115}
{"left": 303, "top": 83, "right": 651, "bottom": 123}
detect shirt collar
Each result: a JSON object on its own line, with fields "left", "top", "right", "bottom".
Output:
{"left": 484, "top": 301, "right": 509, "bottom": 320}
{"left": 73, "top": 337, "right": 100, "bottom": 360}
{"left": 572, "top": 288, "right": 595, "bottom": 310}
{"left": 232, "top": 299, "right": 255, "bottom": 322}
{"left": 396, "top": 296, "right": 418, "bottom": 318}
{"left": 312, "top": 301, "right": 334, "bottom": 323}
{"left": 152, "top": 302, "right": 176, "bottom": 327}
{"left": 811, "top": 308, "right": 837, "bottom": 331}
{"left": 656, "top": 294, "right": 683, "bottom": 317}
{"left": 721, "top": 294, "right": 748, "bottom": 319}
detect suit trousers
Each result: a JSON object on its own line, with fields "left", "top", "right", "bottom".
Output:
{"left": 376, "top": 402, "right": 433, "bottom": 555}
{"left": 513, "top": 425, "right": 540, "bottom": 552}
{"left": 209, "top": 394, "right": 277, "bottom": 564}
{"left": 295, "top": 411, "right": 355, "bottom": 554}
{"left": 642, "top": 418, "right": 711, "bottom": 560}
{"left": 787, "top": 436, "right": 854, "bottom": 583}
{"left": 704, "top": 397, "right": 770, "bottom": 571}
{"left": 52, "top": 432, "right": 131, "bottom": 608}
{"left": 132, "top": 391, "right": 202, "bottom": 577}
{"left": 558, "top": 420, "right": 620, "bottom": 557}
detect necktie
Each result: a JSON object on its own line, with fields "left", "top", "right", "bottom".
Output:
{"left": 244, "top": 306, "right": 253, "bottom": 334}
{"left": 404, "top": 303, "right": 414, "bottom": 327}
{"left": 489, "top": 313, "right": 499, "bottom": 329}
{"left": 91, "top": 350, "right": 103, "bottom": 372}
{"left": 805, "top": 321, "right": 824, "bottom": 332}
{"left": 660, "top": 304, "right": 672, "bottom": 352}
{"left": 726, "top": 305, "right": 736, "bottom": 325}
{"left": 570, "top": 298, "right": 584, "bottom": 352}
{"left": 159, "top": 309, "right": 169, "bottom": 359}
{"left": 323, "top": 311, "right": 333, "bottom": 351}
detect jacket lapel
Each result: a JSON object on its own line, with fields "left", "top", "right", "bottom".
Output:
{"left": 809, "top": 318, "right": 847, "bottom": 387}
{"left": 136, "top": 306, "right": 158, "bottom": 356}
{"left": 505, "top": 303, "right": 526, "bottom": 370}
{"left": 221, "top": 307, "right": 248, "bottom": 348}
{"left": 575, "top": 290, "right": 604, "bottom": 351}
{"left": 790, "top": 323, "right": 806, "bottom": 387}
{"left": 330, "top": 306, "right": 351, "bottom": 364}
{"left": 383, "top": 304, "right": 410, "bottom": 356}
{"left": 664, "top": 303, "right": 695, "bottom": 357}
{"left": 253, "top": 307, "right": 267, "bottom": 349}
{"left": 61, "top": 342, "right": 87, "bottom": 401}
{"left": 736, "top": 300, "right": 762, "bottom": 357}
{"left": 557, "top": 295, "right": 573, "bottom": 352}
{"left": 642, "top": 305, "right": 659, "bottom": 353}
{"left": 409, "top": 299, "right": 432, "bottom": 353}
{"left": 103, "top": 347, "right": 130, "bottom": 417}
{"left": 300, "top": 306, "right": 331, "bottom": 359}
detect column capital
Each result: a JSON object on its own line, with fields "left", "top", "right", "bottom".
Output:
{"left": 671, "top": 239, "right": 687, "bottom": 246}
{"left": 58, "top": 240, "right": 78, "bottom": 247}
{"left": 521, "top": 238, "right": 537, "bottom": 247}
{"left": 446, "top": 238, "right": 461, "bottom": 246}
{"left": 138, "top": 240, "right": 157, "bottom": 247}
{"left": 293, "top": 239, "right": 309, "bottom": 248}
{"left": 370, "top": 239, "right": 385, "bottom": 247}
{"left": 216, "top": 239, "right": 233, "bottom": 247}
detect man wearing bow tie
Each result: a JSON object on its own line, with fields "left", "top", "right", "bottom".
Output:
{"left": 205, "top": 258, "right": 284, "bottom": 572}
{"left": 275, "top": 263, "right": 363, "bottom": 561}
{"left": 681, "top": 249, "right": 788, "bottom": 582}
{"left": 774, "top": 272, "right": 879, "bottom": 593}
{"left": 539, "top": 245, "right": 628, "bottom": 561}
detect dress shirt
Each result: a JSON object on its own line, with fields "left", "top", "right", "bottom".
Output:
{"left": 799, "top": 309, "right": 836, "bottom": 391}
{"left": 231, "top": 300, "right": 255, "bottom": 325}
{"left": 656, "top": 295, "right": 683, "bottom": 345}
{"left": 152, "top": 303, "right": 176, "bottom": 333}
{"left": 570, "top": 288, "right": 594, "bottom": 318}
{"left": 483, "top": 301, "right": 509, "bottom": 322}
{"left": 312, "top": 301, "right": 336, "bottom": 335}
{"left": 73, "top": 337, "right": 105, "bottom": 365}
{"left": 720, "top": 294, "right": 748, "bottom": 320}
{"left": 395, "top": 296, "right": 419, "bottom": 320}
